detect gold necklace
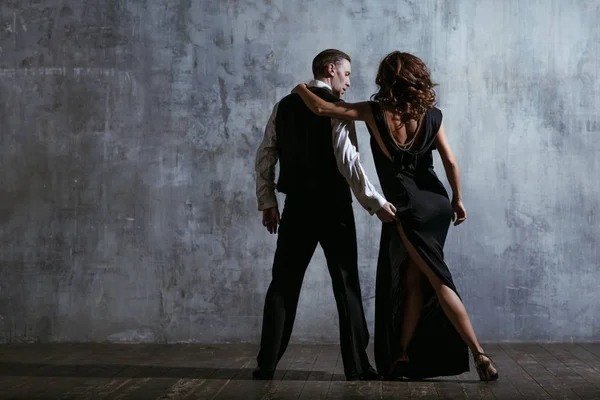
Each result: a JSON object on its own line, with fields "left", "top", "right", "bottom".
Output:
{"left": 383, "top": 109, "right": 421, "bottom": 152}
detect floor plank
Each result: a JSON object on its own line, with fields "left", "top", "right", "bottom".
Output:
{"left": 381, "top": 379, "right": 410, "bottom": 400}
{"left": 272, "top": 344, "right": 323, "bottom": 398}
{"left": 578, "top": 343, "right": 600, "bottom": 360}
{"left": 0, "top": 343, "right": 98, "bottom": 398}
{"left": 316, "top": 343, "right": 384, "bottom": 400}
{"left": 408, "top": 380, "right": 439, "bottom": 399}
{"left": 298, "top": 344, "right": 338, "bottom": 400}
{"left": 1, "top": 342, "right": 599, "bottom": 399}
{"left": 508, "top": 343, "right": 582, "bottom": 400}
{"left": 256, "top": 344, "right": 308, "bottom": 400}
{"left": 326, "top": 380, "right": 382, "bottom": 400}
{"left": 434, "top": 375, "right": 469, "bottom": 400}
{"left": 185, "top": 346, "right": 254, "bottom": 399}
{"left": 498, "top": 343, "right": 555, "bottom": 399}
{"left": 455, "top": 353, "right": 497, "bottom": 400}
{"left": 538, "top": 344, "right": 600, "bottom": 400}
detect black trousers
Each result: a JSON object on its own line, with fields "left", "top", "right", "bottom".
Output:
{"left": 256, "top": 195, "right": 372, "bottom": 378}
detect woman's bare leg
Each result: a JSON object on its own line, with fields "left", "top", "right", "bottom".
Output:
{"left": 394, "top": 222, "right": 496, "bottom": 375}
{"left": 398, "top": 259, "right": 423, "bottom": 360}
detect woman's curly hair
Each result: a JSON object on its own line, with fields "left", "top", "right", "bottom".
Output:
{"left": 371, "top": 51, "right": 438, "bottom": 124}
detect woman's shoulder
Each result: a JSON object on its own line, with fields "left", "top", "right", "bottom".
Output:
{"left": 365, "top": 100, "right": 384, "bottom": 117}
{"left": 429, "top": 106, "right": 442, "bottom": 117}
{"left": 427, "top": 106, "right": 443, "bottom": 126}
{"left": 425, "top": 107, "right": 443, "bottom": 140}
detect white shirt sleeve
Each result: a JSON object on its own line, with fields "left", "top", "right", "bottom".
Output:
{"left": 255, "top": 103, "right": 279, "bottom": 211}
{"left": 331, "top": 118, "right": 387, "bottom": 215}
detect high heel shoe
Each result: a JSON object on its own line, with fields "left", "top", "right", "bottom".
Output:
{"left": 473, "top": 351, "right": 499, "bottom": 382}
{"left": 385, "top": 355, "right": 409, "bottom": 379}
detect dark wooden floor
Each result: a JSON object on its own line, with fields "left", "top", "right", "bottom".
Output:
{"left": 1, "top": 343, "right": 600, "bottom": 399}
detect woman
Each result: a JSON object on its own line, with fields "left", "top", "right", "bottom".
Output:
{"left": 292, "top": 51, "right": 498, "bottom": 381}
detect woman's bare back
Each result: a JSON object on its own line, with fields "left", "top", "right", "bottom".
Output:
{"left": 380, "top": 106, "right": 426, "bottom": 148}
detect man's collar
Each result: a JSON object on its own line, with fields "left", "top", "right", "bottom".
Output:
{"left": 308, "top": 79, "right": 333, "bottom": 93}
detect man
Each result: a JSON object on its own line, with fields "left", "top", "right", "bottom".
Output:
{"left": 254, "top": 49, "right": 396, "bottom": 381}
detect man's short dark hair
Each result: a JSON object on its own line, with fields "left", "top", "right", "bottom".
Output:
{"left": 312, "top": 49, "right": 351, "bottom": 78}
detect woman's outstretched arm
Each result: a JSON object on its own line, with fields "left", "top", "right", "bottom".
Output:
{"left": 292, "top": 83, "right": 371, "bottom": 121}
{"left": 434, "top": 122, "right": 466, "bottom": 226}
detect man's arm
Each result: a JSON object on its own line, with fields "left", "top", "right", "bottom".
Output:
{"left": 255, "top": 103, "right": 279, "bottom": 211}
{"left": 331, "top": 119, "right": 387, "bottom": 215}
{"left": 255, "top": 103, "right": 281, "bottom": 233}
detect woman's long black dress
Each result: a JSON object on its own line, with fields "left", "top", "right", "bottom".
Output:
{"left": 366, "top": 101, "right": 470, "bottom": 379}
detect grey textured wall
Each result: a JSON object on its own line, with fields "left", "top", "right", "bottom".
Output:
{"left": 0, "top": 0, "right": 599, "bottom": 344}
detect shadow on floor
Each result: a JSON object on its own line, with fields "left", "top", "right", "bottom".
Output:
{"left": 0, "top": 362, "right": 327, "bottom": 380}
{"left": 0, "top": 362, "right": 481, "bottom": 383}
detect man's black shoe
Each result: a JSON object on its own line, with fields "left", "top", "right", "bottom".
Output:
{"left": 252, "top": 367, "right": 275, "bottom": 380}
{"left": 346, "top": 366, "right": 381, "bottom": 381}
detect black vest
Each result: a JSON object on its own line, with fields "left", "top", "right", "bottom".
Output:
{"left": 275, "top": 87, "right": 352, "bottom": 203}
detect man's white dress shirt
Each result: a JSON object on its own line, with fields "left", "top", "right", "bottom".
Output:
{"left": 255, "top": 80, "right": 386, "bottom": 215}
